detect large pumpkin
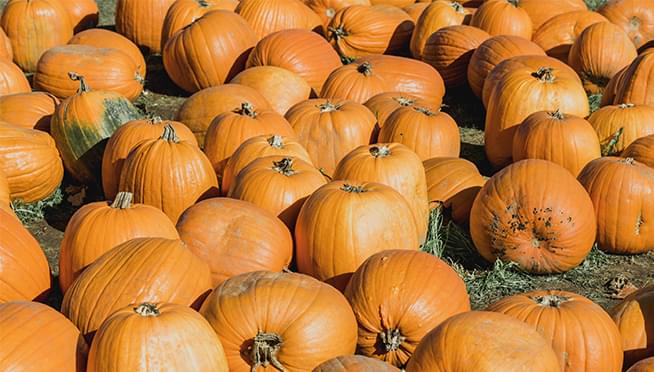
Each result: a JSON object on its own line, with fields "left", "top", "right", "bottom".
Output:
{"left": 0, "top": 59, "right": 31, "bottom": 96}
{"left": 599, "top": 0, "right": 654, "bottom": 49}
{"left": 235, "top": 0, "right": 322, "bottom": 40}
{"left": 313, "top": 355, "right": 400, "bottom": 372}
{"left": 303, "top": 0, "right": 371, "bottom": 27}
{"left": 612, "top": 49, "right": 654, "bottom": 106}
{"left": 115, "top": 0, "right": 176, "bottom": 54}
{"left": 470, "top": 159, "right": 596, "bottom": 273}
{"left": 515, "top": 0, "right": 587, "bottom": 32}
{"left": 0, "top": 92, "right": 59, "bottom": 131}
{"left": 410, "top": 1, "right": 466, "bottom": 60}
{"left": 61, "top": 0, "right": 99, "bottom": 33}
{"left": 344, "top": 250, "right": 470, "bottom": 367}
{"left": 588, "top": 103, "right": 654, "bottom": 156}
{"left": 364, "top": 92, "right": 434, "bottom": 138}
{"left": 68, "top": 28, "right": 146, "bottom": 78}
{"left": 470, "top": 0, "right": 532, "bottom": 38}
{"left": 58, "top": 192, "right": 180, "bottom": 294}
{"left": 610, "top": 285, "right": 654, "bottom": 367}
{"left": 321, "top": 60, "right": 390, "bottom": 104}
{"left": 622, "top": 134, "right": 654, "bottom": 168}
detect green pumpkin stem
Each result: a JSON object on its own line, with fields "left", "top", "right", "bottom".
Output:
{"left": 328, "top": 26, "right": 348, "bottom": 40}
{"left": 110, "top": 192, "right": 133, "bottom": 209}
{"left": 379, "top": 328, "right": 406, "bottom": 352}
{"left": 273, "top": 158, "right": 296, "bottom": 176}
{"left": 267, "top": 135, "right": 284, "bottom": 149}
{"left": 370, "top": 145, "right": 391, "bottom": 158}
{"left": 393, "top": 96, "right": 417, "bottom": 107}
{"left": 533, "top": 67, "right": 555, "bottom": 83}
{"left": 532, "top": 295, "right": 570, "bottom": 308}
{"left": 160, "top": 124, "right": 180, "bottom": 143}
{"left": 68, "top": 72, "right": 89, "bottom": 93}
{"left": 249, "top": 332, "right": 286, "bottom": 372}
{"left": 601, "top": 127, "right": 624, "bottom": 156}
{"left": 341, "top": 184, "right": 367, "bottom": 193}
{"left": 413, "top": 106, "right": 437, "bottom": 116}
{"left": 133, "top": 303, "right": 160, "bottom": 317}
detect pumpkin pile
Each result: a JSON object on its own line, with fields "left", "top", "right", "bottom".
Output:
{"left": 0, "top": 0, "right": 653, "bottom": 370}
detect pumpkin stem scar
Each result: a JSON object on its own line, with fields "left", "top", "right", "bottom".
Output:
{"left": 133, "top": 303, "right": 160, "bottom": 316}
{"left": 249, "top": 332, "right": 286, "bottom": 372}
{"left": 267, "top": 135, "right": 284, "bottom": 149}
{"left": 357, "top": 62, "right": 373, "bottom": 77}
{"left": 532, "top": 294, "right": 570, "bottom": 308}
{"left": 379, "top": 328, "right": 405, "bottom": 352}
{"left": 110, "top": 192, "right": 133, "bottom": 209}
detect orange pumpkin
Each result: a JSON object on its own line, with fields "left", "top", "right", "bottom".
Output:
{"left": 304, "top": 0, "right": 371, "bottom": 27}
{"left": 623, "top": 134, "right": 654, "bottom": 168}
{"left": 320, "top": 61, "right": 387, "bottom": 104}
{"left": 0, "top": 170, "right": 11, "bottom": 215}
{"left": 601, "top": 66, "right": 627, "bottom": 107}
{"left": 404, "top": 3, "right": 430, "bottom": 22}
{"left": 410, "top": 1, "right": 467, "bottom": 60}
{"left": 628, "top": 358, "right": 654, "bottom": 372}
{"left": 610, "top": 285, "right": 654, "bottom": 367}
{"left": 0, "top": 92, "right": 59, "bottom": 131}
{"left": 0, "top": 59, "right": 31, "bottom": 96}
{"left": 470, "top": 0, "right": 532, "bottom": 38}
{"left": 0, "top": 28, "right": 13, "bottom": 61}
{"left": 61, "top": 0, "right": 99, "bottom": 33}
{"left": 613, "top": 49, "right": 654, "bottom": 106}
{"left": 69, "top": 28, "right": 146, "bottom": 78}
{"left": 235, "top": 0, "right": 322, "bottom": 40}
{"left": 313, "top": 355, "right": 400, "bottom": 372}
{"left": 161, "top": 0, "right": 239, "bottom": 50}
{"left": 115, "top": 0, "right": 176, "bottom": 54}
{"left": 599, "top": 0, "right": 654, "bottom": 49}
{"left": 364, "top": 92, "right": 434, "bottom": 138}
{"left": 517, "top": 0, "right": 588, "bottom": 32}
{"left": 588, "top": 104, "right": 654, "bottom": 156}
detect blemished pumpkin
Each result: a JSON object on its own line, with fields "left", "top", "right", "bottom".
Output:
{"left": 304, "top": 0, "right": 371, "bottom": 28}
{"left": 344, "top": 250, "right": 470, "bottom": 367}
{"left": 588, "top": 103, "right": 654, "bottom": 156}
{"left": 410, "top": 1, "right": 467, "bottom": 60}
{"left": 61, "top": 237, "right": 212, "bottom": 338}
{"left": 61, "top": 0, "right": 99, "bottom": 33}
{"left": 0, "top": 0, "right": 73, "bottom": 72}
{"left": 364, "top": 92, "right": 434, "bottom": 139}
{"left": 0, "top": 301, "right": 88, "bottom": 372}
{"left": 599, "top": 0, "right": 654, "bottom": 49}
{"left": 58, "top": 192, "right": 180, "bottom": 294}
{"left": 68, "top": 29, "right": 146, "bottom": 77}
{"left": 612, "top": 49, "right": 654, "bottom": 106}
{"left": 610, "top": 285, "right": 654, "bottom": 367}
{"left": 470, "top": 159, "right": 597, "bottom": 274}
{"left": 176, "top": 197, "right": 294, "bottom": 287}
{"left": 87, "top": 302, "right": 229, "bottom": 372}
{"left": 487, "top": 290, "right": 624, "bottom": 372}
{"left": 161, "top": 0, "right": 239, "bottom": 50}
{"left": 515, "top": 0, "right": 587, "bottom": 32}
{"left": 235, "top": 0, "right": 322, "bottom": 40}
{"left": 200, "top": 271, "right": 358, "bottom": 371}
{"left": 470, "top": 0, "right": 532, "bottom": 39}
{"left": 115, "top": 0, "right": 176, "bottom": 54}
{"left": 0, "top": 92, "right": 59, "bottom": 131}
{"left": 628, "top": 358, "right": 654, "bottom": 372}
{"left": 0, "top": 58, "right": 31, "bottom": 96}
{"left": 577, "top": 157, "right": 654, "bottom": 254}
{"left": 0, "top": 28, "right": 13, "bottom": 61}
{"left": 313, "top": 355, "right": 400, "bottom": 372}
{"left": 622, "top": 134, "right": 654, "bottom": 168}
{"left": 406, "top": 311, "right": 561, "bottom": 372}
{"left": 295, "top": 181, "right": 420, "bottom": 290}
{"left": 0, "top": 209, "right": 51, "bottom": 303}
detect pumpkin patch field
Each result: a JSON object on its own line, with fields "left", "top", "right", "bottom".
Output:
{"left": 1, "top": 0, "right": 654, "bottom": 371}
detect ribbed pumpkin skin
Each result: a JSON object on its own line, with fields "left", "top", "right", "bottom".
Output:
{"left": 588, "top": 104, "right": 654, "bottom": 156}
{"left": 0, "top": 301, "right": 87, "bottom": 371}
{"left": 176, "top": 198, "right": 293, "bottom": 287}
{"left": 320, "top": 61, "right": 388, "bottom": 104}
{"left": 69, "top": 29, "right": 146, "bottom": 77}
{"left": 0, "top": 123, "right": 64, "bottom": 202}
{"left": 0, "top": 59, "right": 31, "bottom": 96}
{"left": 61, "top": 0, "right": 99, "bottom": 33}
{"left": 404, "top": 3, "right": 430, "bottom": 22}
{"left": 0, "top": 92, "right": 59, "bottom": 131}
{"left": 623, "top": 134, "right": 654, "bottom": 168}
{"left": 364, "top": 92, "right": 434, "bottom": 137}
{"left": 628, "top": 358, "right": 654, "bottom": 372}
{"left": 326, "top": 5, "right": 414, "bottom": 58}
{"left": 345, "top": 250, "right": 470, "bottom": 368}
{"left": 87, "top": 303, "right": 228, "bottom": 372}
{"left": 236, "top": 0, "right": 322, "bottom": 40}
{"left": 470, "top": 159, "right": 596, "bottom": 273}
{"left": 613, "top": 49, "right": 654, "bottom": 106}
{"left": 410, "top": 1, "right": 466, "bottom": 60}
{"left": 470, "top": 0, "right": 532, "bottom": 38}
{"left": 61, "top": 238, "right": 212, "bottom": 338}
{"left": 517, "top": 0, "right": 587, "bottom": 32}
{"left": 406, "top": 311, "right": 561, "bottom": 372}
{"left": 610, "top": 286, "right": 654, "bottom": 367}
{"left": 295, "top": 181, "right": 420, "bottom": 289}
{"left": 601, "top": 66, "right": 627, "bottom": 106}
{"left": 304, "top": 0, "right": 371, "bottom": 27}
{"left": 0, "top": 0, "right": 73, "bottom": 72}
{"left": 161, "top": 0, "right": 239, "bottom": 50}
{"left": 487, "top": 290, "right": 623, "bottom": 372}
{"left": 246, "top": 29, "right": 342, "bottom": 94}
{"left": 532, "top": 10, "right": 608, "bottom": 62}
{"left": 0, "top": 209, "right": 50, "bottom": 302}
{"left": 599, "top": 0, "right": 654, "bottom": 49}
{"left": 200, "top": 271, "right": 358, "bottom": 372}
{"left": 58, "top": 193, "right": 180, "bottom": 294}
{"left": 0, "top": 28, "right": 13, "bottom": 61}
{"left": 116, "top": 0, "right": 176, "bottom": 54}
{"left": 163, "top": 10, "right": 257, "bottom": 93}
{"left": 512, "top": 111, "right": 601, "bottom": 176}
{"left": 0, "top": 170, "right": 11, "bottom": 215}
{"left": 33, "top": 45, "right": 144, "bottom": 101}
{"left": 313, "top": 355, "right": 400, "bottom": 372}
{"left": 578, "top": 157, "right": 654, "bottom": 254}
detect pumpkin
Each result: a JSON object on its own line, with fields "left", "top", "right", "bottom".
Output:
{"left": 161, "top": 0, "right": 239, "bottom": 50}
{"left": 58, "top": 192, "right": 180, "bottom": 294}
{"left": 512, "top": 110, "right": 601, "bottom": 176}
{"left": 487, "top": 290, "right": 623, "bottom": 372}
{"left": 364, "top": 92, "right": 434, "bottom": 139}
{"left": 422, "top": 25, "right": 490, "bottom": 88}
{"left": 0, "top": 28, "right": 13, "bottom": 61}
{"left": 423, "top": 157, "right": 485, "bottom": 225}
{"left": 61, "top": 0, "right": 99, "bottom": 33}
{"left": 370, "top": 0, "right": 413, "bottom": 6}
{"left": 404, "top": 3, "right": 430, "bottom": 22}
{"left": 628, "top": 358, "right": 654, "bottom": 372}
{"left": 295, "top": 181, "right": 420, "bottom": 290}
{"left": 568, "top": 22, "right": 638, "bottom": 94}
{"left": 0, "top": 123, "right": 64, "bottom": 202}
{"left": 622, "top": 134, "right": 654, "bottom": 168}
{"left": 599, "top": 0, "right": 654, "bottom": 49}
{"left": 0, "top": 0, "right": 73, "bottom": 72}
{"left": 467, "top": 35, "right": 546, "bottom": 98}
{"left": 200, "top": 271, "right": 358, "bottom": 371}
{"left": 588, "top": 104, "right": 654, "bottom": 156}
{"left": 228, "top": 156, "right": 327, "bottom": 229}
{"left": 0, "top": 209, "right": 50, "bottom": 302}
{"left": 483, "top": 55, "right": 589, "bottom": 169}
{"left": 221, "top": 134, "right": 312, "bottom": 196}
{"left": 0, "top": 92, "right": 59, "bottom": 131}
{"left": 613, "top": 48, "right": 654, "bottom": 106}
{"left": 285, "top": 98, "right": 376, "bottom": 176}
{"left": 470, "top": 0, "right": 532, "bottom": 38}
{"left": 0, "top": 170, "right": 11, "bottom": 215}
{"left": 532, "top": 10, "right": 608, "bottom": 62}
{"left": 0, "top": 301, "right": 87, "bottom": 371}
{"left": 61, "top": 237, "right": 212, "bottom": 338}
{"left": 406, "top": 311, "right": 561, "bottom": 372}
{"left": 601, "top": 66, "right": 627, "bottom": 106}
{"left": 516, "top": 0, "right": 587, "bottom": 32}
{"left": 50, "top": 73, "right": 142, "bottom": 187}
{"left": 119, "top": 124, "right": 219, "bottom": 223}
{"left": 410, "top": 1, "right": 467, "bottom": 60}
{"left": 102, "top": 117, "right": 197, "bottom": 200}
{"left": 0, "top": 59, "right": 31, "bottom": 96}
{"left": 245, "top": 29, "right": 342, "bottom": 94}
{"left": 578, "top": 157, "right": 654, "bottom": 254}
{"left": 470, "top": 159, "right": 596, "bottom": 273}
{"left": 68, "top": 29, "right": 146, "bottom": 78}
{"left": 87, "top": 302, "right": 228, "bottom": 371}
{"left": 115, "top": 0, "right": 176, "bottom": 54}
{"left": 162, "top": 10, "right": 257, "bottom": 93}
{"left": 319, "top": 62, "right": 385, "bottom": 104}
{"left": 235, "top": 0, "right": 322, "bottom": 40}
{"left": 33, "top": 45, "right": 144, "bottom": 101}
{"left": 344, "top": 250, "right": 470, "bottom": 367}
{"left": 610, "top": 285, "right": 654, "bottom": 367}
{"left": 176, "top": 198, "right": 293, "bottom": 286}
{"left": 176, "top": 84, "right": 271, "bottom": 144}
{"left": 313, "top": 355, "right": 400, "bottom": 372}
{"left": 304, "top": 0, "right": 372, "bottom": 27}
{"left": 326, "top": 5, "right": 414, "bottom": 58}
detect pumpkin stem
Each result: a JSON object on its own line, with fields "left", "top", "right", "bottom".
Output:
{"left": 370, "top": 145, "right": 391, "bottom": 158}
{"left": 341, "top": 183, "right": 367, "bottom": 193}
{"left": 68, "top": 72, "right": 89, "bottom": 93}
{"left": 618, "top": 103, "right": 635, "bottom": 109}
{"left": 249, "top": 332, "right": 286, "bottom": 372}
{"left": 451, "top": 1, "right": 464, "bottom": 12}
{"left": 318, "top": 102, "right": 342, "bottom": 112}
{"left": 149, "top": 116, "right": 163, "bottom": 124}
{"left": 197, "top": 0, "right": 209, "bottom": 7}
{"left": 236, "top": 102, "right": 258, "bottom": 118}
{"left": 548, "top": 109, "right": 564, "bottom": 120}
{"left": 413, "top": 106, "right": 437, "bottom": 116}
{"left": 325, "top": 7, "right": 336, "bottom": 18}
{"left": 110, "top": 192, "right": 133, "bottom": 209}
{"left": 393, "top": 96, "right": 416, "bottom": 106}
{"left": 328, "top": 26, "right": 348, "bottom": 39}
{"left": 507, "top": 0, "right": 519, "bottom": 7}
{"left": 272, "top": 158, "right": 296, "bottom": 176}
{"left": 319, "top": 168, "right": 332, "bottom": 181}
{"left": 135, "top": 71, "right": 145, "bottom": 85}
{"left": 533, "top": 295, "right": 570, "bottom": 308}
{"left": 620, "top": 157, "right": 636, "bottom": 165}
{"left": 601, "top": 127, "right": 624, "bottom": 156}
{"left": 357, "top": 62, "right": 373, "bottom": 77}
{"left": 160, "top": 124, "right": 180, "bottom": 143}
{"left": 267, "top": 135, "right": 284, "bottom": 149}
{"left": 379, "top": 328, "right": 405, "bottom": 352}
{"left": 133, "top": 303, "right": 160, "bottom": 316}
{"left": 532, "top": 67, "right": 555, "bottom": 83}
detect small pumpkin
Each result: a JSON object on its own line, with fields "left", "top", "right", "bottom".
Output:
{"left": 235, "top": 0, "right": 322, "bottom": 40}
{"left": 610, "top": 285, "right": 654, "bottom": 367}
{"left": 0, "top": 92, "right": 59, "bottom": 131}
{"left": 115, "top": 0, "right": 177, "bottom": 54}
{"left": 68, "top": 28, "right": 146, "bottom": 78}
{"left": 304, "top": 0, "right": 371, "bottom": 27}
{"left": 599, "top": 0, "right": 654, "bottom": 49}
{"left": 612, "top": 48, "right": 654, "bottom": 106}
{"left": 313, "top": 355, "right": 400, "bottom": 372}
{"left": 588, "top": 103, "right": 654, "bottom": 156}
{"left": 61, "top": 0, "right": 99, "bottom": 33}
{"left": 410, "top": 1, "right": 467, "bottom": 60}
{"left": 470, "top": 0, "right": 532, "bottom": 38}
{"left": 622, "top": 134, "right": 654, "bottom": 168}
{"left": 0, "top": 59, "right": 31, "bottom": 96}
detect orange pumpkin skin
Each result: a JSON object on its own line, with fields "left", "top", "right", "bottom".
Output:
{"left": 410, "top": 0, "right": 467, "bottom": 60}
{"left": 613, "top": 49, "right": 654, "bottom": 106}
{"left": 61, "top": 0, "right": 99, "bottom": 33}
{"left": 588, "top": 104, "right": 654, "bottom": 156}
{"left": 628, "top": 358, "right": 654, "bottom": 372}
{"left": 0, "top": 0, "right": 73, "bottom": 72}
{"left": 0, "top": 170, "right": 11, "bottom": 215}
{"left": 406, "top": 311, "right": 561, "bottom": 372}
{"left": 87, "top": 302, "right": 229, "bottom": 372}
{"left": 599, "top": 0, "right": 654, "bottom": 49}
{"left": 235, "top": 0, "right": 322, "bottom": 40}
{"left": 246, "top": 29, "right": 342, "bottom": 94}
{"left": 610, "top": 286, "right": 654, "bottom": 367}
{"left": 69, "top": 29, "right": 146, "bottom": 78}
{"left": 201, "top": 271, "right": 358, "bottom": 372}
{"left": 578, "top": 157, "right": 654, "bottom": 254}
{"left": 344, "top": 250, "right": 470, "bottom": 367}
{"left": 0, "top": 209, "right": 50, "bottom": 302}
{"left": 0, "top": 123, "right": 64, "bottom": 202}
{"left": 0, "top": 301, "right": 88, "bottom": 371}
{"left": 285, "top": 99, "right": 376, "bottom": 176}
{"left": 176, "top": 197, "right": 294, "bottom": 287}
{"left": 0, "top": 28, "right": 13, "bottom": 61}
{"left": 115, "top": 0, "right": 176, "bottom": 54}
{"left": 304, "top": 0, "right": 372, "bottom": 27}
{"left": 364, "top": 92, "right": 434, "bottom": 137}
{"left": 321, "top": 61, "right": 388, "bottom": 104}
{"left": 61, "top": 237, "right": 212, "bottom": 338}
{"left": 470, "top": 159, "right": 596, "bottom": 273}
{"left": 58, "top": 192, "right": 180, "bottom": 294}
{"left": 488, "top": 290, "right": 623, "bottom": 372}
{"left": 601, "top": 66, "right": 627, "bottom": 107}
{"left": 163, "top": 10, "right": 258, "bottom": 93}
{"left": 295, "top": 181, "right": 420, "bottom": 289}
{"left": 176, "top": 84, "right": 272, "bottom": 144}
{"left": 623, "top": 134, "right": 654, "bottom": 168}
{"left": 512, "top": 110, "right": 601, "bottom": 176}
{"left": 313, "top": 355, "right": 400, "bottom": 372}
{"left": 517, "top": 0, "right": 587, "bottom": 33}
{"left": 470, "top": 0, "right": 532, "bottom": 38}
{"left": 404, "top": 3, "right": 429, "bottom": 22}
{"left": 161, "top": 0, "right": 239, "bottom": 50}
{"left": 0, "top": 59, "right": 31, "bottom": 96}
{"left": 0, "top": 92, "right": 59, "bottom": 131}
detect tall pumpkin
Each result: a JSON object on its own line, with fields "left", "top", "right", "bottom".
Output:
{"left": 115, "top": 0, "right": 176, "bottom": 54}
{"left": 610, "top": 285, "right": 654, "bottom": 367}
{"left": 235, "top": 0, "right": 322, "bottom": 40}
{"left": 61, "top": 0, "right": 99, "bottom": 33}
{"left": 313, "top": 355, "right": 400, "bottom": 372}
{"left": 470, "top": 0, "right": 532, "bottom": 38}
{"left": 68, "top": 29, "right": 147, "bottom": 78}
{"left": 622, "top": 134, "right": 654, "bottom": 168}
{"left": 599, "top": 0, "right": 654, "bottom": 49}
{"left": 410, "top": 0, "right": 467, "bottom": 60}
{"left": 0, "top": 58, "right": 31, "bottom": 96}
{"left": 588, "top": 103, "right": 654, "bottom": 156}
{"left": 0, "top": 92, "right": 59, "bottom": 131}
{"left": 612, "top": 49, "right": 654, "bottom": 106}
